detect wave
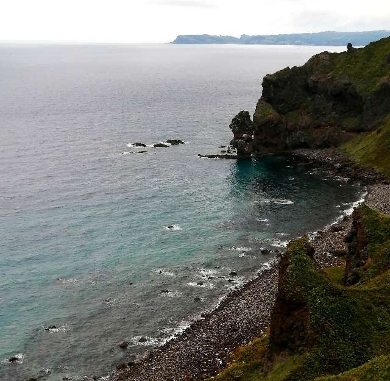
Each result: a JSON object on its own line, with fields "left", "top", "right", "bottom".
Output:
{"left": 154, "top": 268, "right": 175, "bottom": 277}
{"left": 130, "top": 336, "right": 162, "bottom": 347}
{"left": 160, "top": 290, "right": 183, "bottom": 298}
{"left": 263, "top": 238, "right": 289, "bottom": 248}
{"left": 43, "top": 324, "right": 69, "bottom": 333}
{"left": 255, "top": 198, "right": 294, "bottom": 205}
{"left": 230, "top": 246, "right": 252, "bottom": 252}
{"left": 186, "top": 281, "right": 215, "bottom": 289}
{"left": 165, "top": 224, "right": 182, "bottom": 231}
{"left": 2, "top": 353, "right": 25, "bottom": 364}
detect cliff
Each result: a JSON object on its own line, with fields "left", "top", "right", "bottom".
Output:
{"left": 212, "top": 206, "right": 390, "bottom": 381}
{"left": 230, "top": 37, "right": 390, "bottom": 172}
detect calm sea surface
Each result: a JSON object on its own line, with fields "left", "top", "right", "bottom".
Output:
{"left": 0, "top": 43, "right": 362, "bottom": 380}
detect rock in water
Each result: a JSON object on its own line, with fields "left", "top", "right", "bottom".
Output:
{"left": 165, "top": 139, "right": 185, "bottom": 145}
{"left": 229, "top": 110, "right": 254, "bottom": 156}
{"left": 153, "top": 143, "right": 169, "bottom": 148}
{"left": 133, "top": 142, "right": 147, "bottom": 147}
{"left": 118, "top": 341, "right": 129, "bottom": 349}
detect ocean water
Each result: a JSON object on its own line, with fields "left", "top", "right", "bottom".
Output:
{"left": 0, "top": 43, "right": 362, "bottom": 381}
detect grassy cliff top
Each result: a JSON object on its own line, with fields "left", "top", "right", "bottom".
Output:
{"left": 326, "top": 37, "right": 390, "bottom": 95}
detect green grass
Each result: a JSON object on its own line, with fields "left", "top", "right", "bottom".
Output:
{"left": 343, "top": 116, "right": 390, "bottom": 177}
{"left": 329, "top": 37, "right": 390, "bottom": 96}
{"left": 210, "top": 208, "right": 390, "bottom": 381}
{"left": 314, "top": 355, "right": 390, "bottom": 381}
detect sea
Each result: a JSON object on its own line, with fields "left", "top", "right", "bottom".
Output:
{"left": 0, "top": 43, "right": 364, "bottom": 381}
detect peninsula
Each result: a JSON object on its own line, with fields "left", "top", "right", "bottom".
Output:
{"left": 172, "top": 30, "right": 390, "bottom": 46}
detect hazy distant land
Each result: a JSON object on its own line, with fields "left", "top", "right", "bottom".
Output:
{"left": 172, "top": 30, "right": 390, "bottom": 46}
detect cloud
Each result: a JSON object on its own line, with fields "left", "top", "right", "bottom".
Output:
{"left": 149, "top": 0, "right": 218, "bottom": 8}
{"left": 289, "top": 10, "right": 345, "bottom": 32}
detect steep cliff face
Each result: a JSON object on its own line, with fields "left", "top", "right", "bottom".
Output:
{"left": 231, "top": 37, "right": 390, "bottom": 155}
{"left": 344, "top": 205, "right": 390, "bottom": 285}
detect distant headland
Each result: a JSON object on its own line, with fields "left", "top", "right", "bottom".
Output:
{"left": 172, "top": 30, "right": 390, "bottom": 46}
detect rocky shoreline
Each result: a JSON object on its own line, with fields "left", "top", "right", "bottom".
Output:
{"left": 108, "top": 149, "right": 390, "bottom": 381}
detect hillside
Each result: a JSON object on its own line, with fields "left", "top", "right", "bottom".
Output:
{"left": 230, "top": 37, "right": 390, "bottom": 175}
{"left": 210, "top": 206, "right": 390, "bottom": 381}
{"left": 172, "top": 31, "right": 390, "bottom": 46}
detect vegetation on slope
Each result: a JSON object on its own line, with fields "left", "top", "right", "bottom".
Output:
{"left": 210, "top": 206, "right": 390, "bottom": 381}
{"left": 343, "top": 116, "right": 390, "bottom": 177}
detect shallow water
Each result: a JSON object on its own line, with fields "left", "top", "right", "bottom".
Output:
{"left": 0, "top": 43, "right": 362, "bottom": 381}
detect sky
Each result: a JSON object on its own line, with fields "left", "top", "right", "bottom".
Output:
{"left": 1, "top": 0, "right": 390, "bottom": 43}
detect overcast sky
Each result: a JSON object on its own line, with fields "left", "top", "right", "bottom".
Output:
{"left": 1, "top": 0, "right": 390, "bottom": 43}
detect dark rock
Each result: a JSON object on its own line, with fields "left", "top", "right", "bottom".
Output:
{"left": 45, "top": 325, "right": 57, "bottom": 331}
{"left": 331, "top": 224, "right": 344, "bottom": 233}
{"left": 166, "top": 139, "right": 185, "bottom": 145}
{"left": 227, "top": 279, "right": 235, "bottom": 283}
{"left": 197, "top": 153, "right": 240, "bottom": 159}
{"left": 138, "top": 150, "right": 147, "bottom": 154}
{"left": 219, "top": 145, "right": 227, "bottom": 148}
{"left": 229, "top": 271, "right": 238, "bottom": 277}
{"left": 197, "top": 281, "right": 204, "bottom": 286}
{"left": 8, "top": 356, "right": 18, "bottom": 363}
{"left": 154, "top": 143, "right": 169, "bottom": 148}
{"left": 27, "top": 378, "right": 38, "bottom": 381}
{"left": 194, "top": 297, "right": 201, "bottom": 302}
{"left": 229, "top": 111, "right": 254, "bottom": 155}
{"left": 332, "top": 249, "right": 348, "bottom": 257}
{"left": 267, "top": 238, "right": 315, "bottom": 366}
{"left": 347, "top": 42, "right": 356, "bottom": 53}
{"left": 118, "top": 341, "right": 128, "bottom": 349}
{"left": 133, "top": 142, "right": 146, "bottom": 147}
{"left": 139, "top": 337, "right": 148, "bottom": 343}
{"left": 128, "top": 361, "right": 135, "bottom": 367}
{"left": 261, "top": 249, "right": 271, "bottom": 255}
{"left": 343, "top": 207, "right": 369, "bottom": 285}
{"left": 116, "top": 363, "right": 128, "bottom": 370}
{"left": 160, "top": 289, "right": 170, "bottom": 294}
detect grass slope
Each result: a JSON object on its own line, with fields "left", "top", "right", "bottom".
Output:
{"left": 343, "top": 116, "right": 390, "bottom": 177}
{"left": 210, "top": 207, "right": 390, "bottom": 381}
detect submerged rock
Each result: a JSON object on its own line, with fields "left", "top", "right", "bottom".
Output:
{"left": 133, "top": 142, "right": 147, "bottom": 147}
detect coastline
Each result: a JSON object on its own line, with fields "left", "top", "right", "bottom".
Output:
{"left": 109, "top": 149, "right": 390, "bottom": 381}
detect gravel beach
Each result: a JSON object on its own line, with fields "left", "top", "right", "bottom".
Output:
{"left": 110, "top": 150, "right": 390, "bottom": 381}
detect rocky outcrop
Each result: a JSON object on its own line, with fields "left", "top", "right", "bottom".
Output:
{"left": 234, "top": 37, "right": 390, "bottom": 155}
{"left": 344, "top": 205, "right": 390, "bottom": 285}
{"left": 266, "top": 238, "right": 315, "bottom": 364}
{"left": 229, "top": 110, "right": 254, "bottom": 156}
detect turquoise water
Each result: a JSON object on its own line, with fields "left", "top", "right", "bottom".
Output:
{"left": 0, "top": 43, "right": 361, "bottom": 381}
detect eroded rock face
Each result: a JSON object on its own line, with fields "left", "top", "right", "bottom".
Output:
{"left": 267, "top": 239, "right": 315, "bottom": 365}
{"left": 344, "top": 207, "right": 369, "bottom": 285}
{"left": 229, "top": 110, "right": 254, "bottom": 156}
{"left": 234, "top": 38, "right": 390, "bottom": 155}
